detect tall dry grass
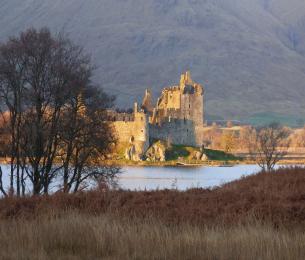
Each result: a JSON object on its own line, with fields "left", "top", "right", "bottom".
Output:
{"left": 0, "top": 212, "right": 305, "bottom": 260}
{"left": 1, "top": 167, "right": 305, "bottom": 259}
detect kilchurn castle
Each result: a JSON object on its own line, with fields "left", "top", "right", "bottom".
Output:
{"left": 107, "top": 71, "right": 206, "bottom": 160}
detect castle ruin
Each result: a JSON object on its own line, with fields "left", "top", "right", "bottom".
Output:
{"left": 107, "top": 71, "right": 205, "bottom": 160}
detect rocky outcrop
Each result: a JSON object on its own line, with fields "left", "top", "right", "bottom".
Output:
{"left": 192, "top": 146, "right": 208, "bottom": 161}
{"left": 194, "top": 151, "right": 202, "bottom": 160}
{"left": 145, "top": 141, "right": 166, "bottom": 162}
{"left": 201, "top": 153, "right": 208, "bottom": 161}
{"left": 125, "top": 144, "right": 142, "bottom": 161}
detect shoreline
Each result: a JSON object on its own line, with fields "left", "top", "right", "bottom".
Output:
{"left": 1, "top": 157, "right": 304, "bottom": 168}
{"left": 103, "top": 157, "right": 305, "bottom": 167}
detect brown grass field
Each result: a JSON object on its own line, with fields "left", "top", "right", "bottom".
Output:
{"left": 1, "top": 167, "right": 305, "bottom": 259}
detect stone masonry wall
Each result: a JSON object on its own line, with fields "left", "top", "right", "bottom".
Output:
{"left": 110, "top": 72, "right": 205, "bottom": 151}
{"left": 112, "top": 112, "right": 150, "bottom": 155}
{"left": 149, "top": 119, "right": 198, "bottom": 147}
{"left": 180, "top": 91, "right": 204, "bottom": 127}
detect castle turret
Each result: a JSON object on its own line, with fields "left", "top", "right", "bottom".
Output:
{"left": 180, "top": 71, "right": 193, "bottom": 90}
{"left": 134, "top": 102, "right": 138, "bottom": 113}
{"left": 142, "top": 89, "right": 154, "bottom": 113}
{"left": 180, "top": 74, "right": 186, "bottom": 87}
{"left": 180, "top": 71, "right": 204, "bottom": 126}
{"left": 110, "top": 71, "right": 206, "bottom": 157}
{"left": 185, "top": 71, "right": 193, "bottom": 84}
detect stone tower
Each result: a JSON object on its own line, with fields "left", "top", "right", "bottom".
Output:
{"left": 179, "top": 71, "right": 204, "bottom": 127}
{"left": 132, "top": 102, "right": 150, "bottom": 155}
{"left": 149, "top": 71, "right": 205, "bottom": 147}
{"left": 108, "top": 71, "right": 206, "bottom": 155}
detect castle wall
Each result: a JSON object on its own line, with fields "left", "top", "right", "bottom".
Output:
{"left": 166, "top": 89, "right": 181, "bottom": 109}
{"left": 109, "top": 71, "right": 206, "bottom": 153}
{"left": 194, "top": 126, "right": 205, "bottom": 146}
{"left": 147, "top": 72, "right": 205, "bottom": 147}
{"left": 111, "top": 112, "right": 150, "bottom": 155}
{"left": 181, "top": 92, "right": 204, "bottom": 126}
{"left": 106, "top": 110, "right": 134, "bottom": 122}
{"left": 149, "top": 119, "right": 198, "bottom": 147}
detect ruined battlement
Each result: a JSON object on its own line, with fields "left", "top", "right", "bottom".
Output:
{"left": 108, "top": 71, "right": 205, "bottom": 160}
{"left": 106, "top": 110, "right": 134, "bottom": 122}
{"left": 154, "top": 71, "right": 204, "bottom": 127}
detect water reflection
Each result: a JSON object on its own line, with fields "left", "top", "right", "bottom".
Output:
{"left": 119, "top": 165, "right": 262, "bottom": 190}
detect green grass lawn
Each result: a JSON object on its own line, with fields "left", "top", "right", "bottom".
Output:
{"left": 166, "top": 145, "right": 241, "bottom": 162}
{"left": 165, "top": 145, "right": 193, "bottom": 161}
{"left": 204, "top": 149, "right": 241, "bottom": 161}
{"left": 111, "top": 141, "right": 241, "bottom": 164}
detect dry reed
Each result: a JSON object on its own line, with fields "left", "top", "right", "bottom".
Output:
{"left": 1, "top": 212, "right": 305, "bottom": 260}
{"left": 1, "top": 167, "right": 305, "bottom": 259}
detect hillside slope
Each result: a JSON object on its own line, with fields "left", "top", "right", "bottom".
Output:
{"left": 0, "top": 0, "right": 305, "bottom": 120}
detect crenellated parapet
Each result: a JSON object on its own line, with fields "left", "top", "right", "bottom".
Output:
{"left": 151, "top": 71, "right": 204, "bottom": 126}
{"left": 108, "top": 71, "right": 206, "bottom": 159}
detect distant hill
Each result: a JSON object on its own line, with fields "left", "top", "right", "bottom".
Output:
{"left": 1, "top": 0, "right": 305, "bottom": 122}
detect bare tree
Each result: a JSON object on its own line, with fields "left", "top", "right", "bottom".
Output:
{"left": 221, "top": 131, "right": 236, "bottom": 153}
{"left": 0, "top": 167, "right": 7, "bottom": 197}
{"left": 0, "top": 28, "right": 118, "bottom": 195}
{"left": 59, "top": 85, "right": 116, "bottom": 193}
{"left": 20, "top": 29, "right": 94, "bottom": 194}
{"left": 290, "top": 125, "right": 305, "bottom": 148}
{"left": 249, "top": 123, "right": 290, "bottom": 171}
{"left": 239, "top": 126, "right": 256, "bottom": 151}
{"left": 93, "top": 166, "right": 120, "bottom": 191}
{"left": 0, "top": 33, "right": 28, "bottom": 196}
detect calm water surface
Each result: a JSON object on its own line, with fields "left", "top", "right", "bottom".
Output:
{"left": 0, "top": 164, "right": 264, "bottom": 191}
{"left": 119, "top": 165, "right": 263, "bottom": 190}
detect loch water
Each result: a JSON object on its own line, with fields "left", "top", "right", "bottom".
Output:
{"left": 119, "top": 165, "right": 263, "bottom": 190}
{"left": 0, "top": 164, "right": 266, "bottom": 191}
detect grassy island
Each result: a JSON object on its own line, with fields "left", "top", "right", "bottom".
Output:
{"left": 107, "top": 144, "right": 242, "bottom": 167}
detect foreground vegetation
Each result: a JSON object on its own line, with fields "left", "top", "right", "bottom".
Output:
{"left": 1, "top": 167, "right": 305, "bottom": 259}
{"left": 1, "top": 213, "right": 304, "bottom": 260}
